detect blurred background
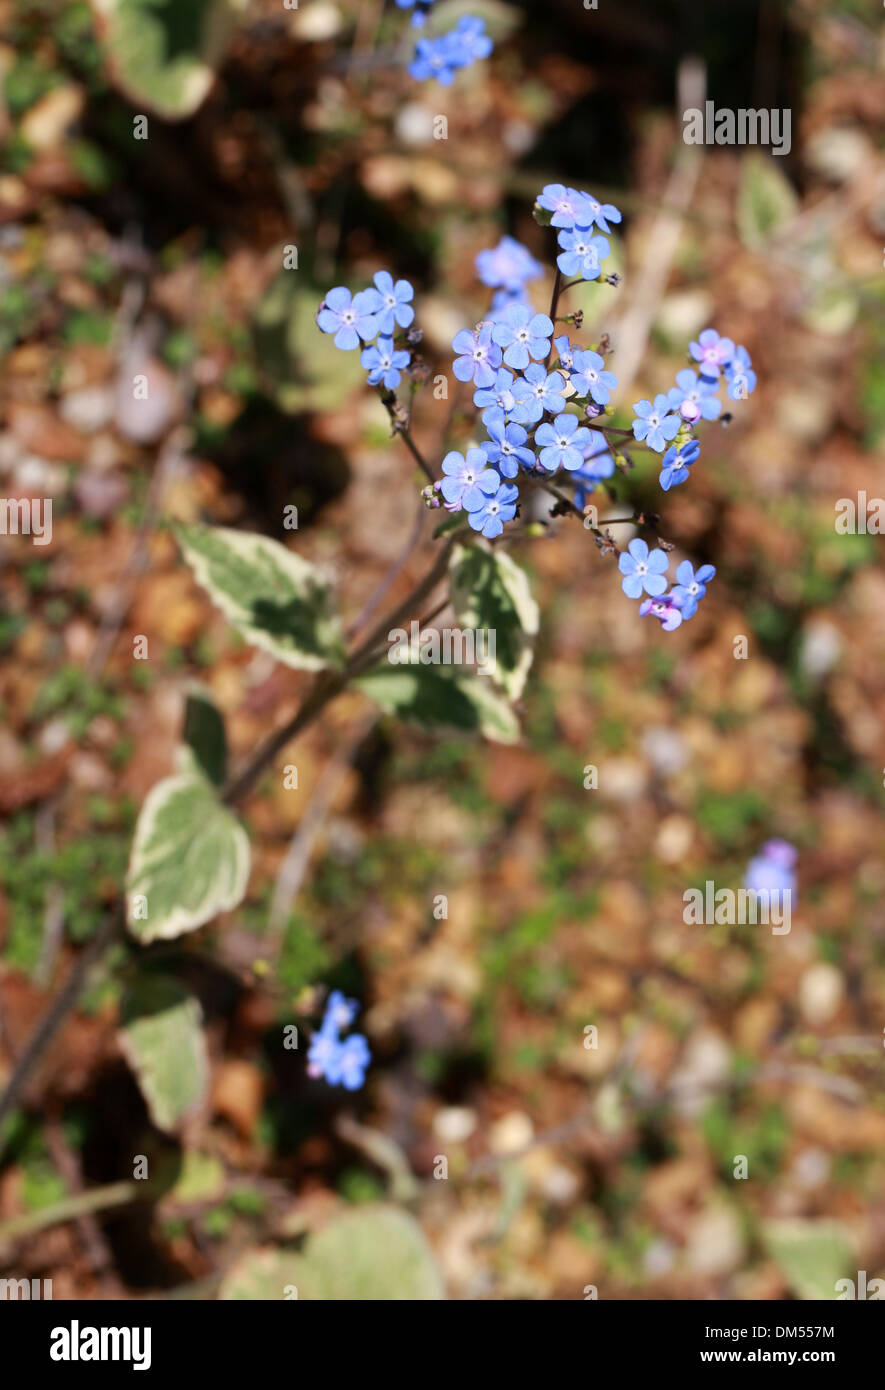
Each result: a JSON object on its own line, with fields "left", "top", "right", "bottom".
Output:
{"left": 0, "top": 0, "right": 884, "bottom": 1300}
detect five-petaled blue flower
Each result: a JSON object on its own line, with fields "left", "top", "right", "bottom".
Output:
{"left": 556, "top": 228, "right": 609, "bottom": 281}
{"left": 510, "top": 365, "right": 566, "bottom": 424}
{"left": 491, "top": 303, "right": 554, "bottom": 370}
{"left": 324, "top": 1033, "right": 372, "bottom": 1091}
{"left": 578, "top": 193, "right": 622, "bottom": 235}
{"left": 535, "top": 412, "right": 592, "bottom": 472}
{"left": 618, "top": 537, "right": 669, "bottom": 598}
{"left": 372, "top": 271, "right": 414, "bottom": 334}
{"left": 632, "top": 395, "right": 681, "bottom": 452}
{"left": 317, "top": 286, "right": 381, "bottom": 350}
{"left": 569, "top": 348, "right": 618, "bottom": 406}
{"left": 409, "top": 15, "right": 492, "bottom": 82}
{"left": 452, "top": 323, "right": 502, "bottom": 388}
{"left": 476, "top": 236, "right": 542, "bottom": 293}
{"left": 689, "top": 328, "right": 735, "bottom": 379}
{"left": 724, "top": 346, "right": 756, "bottom": 401}
{"left": 659, "top": 438, "right": 700, "bottom": 490}
{"left": 667, "top": 368, "right": 721, "bottom": 423}
{"left": 361, "top": 335, "right": 410, "bottom": 389}
{"left": 440, "top": 448, "right": 499, "bottom": 511}
{"left": 481, "top": 409, "right": 535, "bottom": 478}
{"left": 536, "top": 184, "right": 594, "bottom": 228}
{"left": 670, "top": 559, "right": 716, "bottom": 618}
{"left": 474, "top": 367, "right": 516, "bottom": 423}
{"left": 468, "top": 480, "right": 519, "bottom": 538}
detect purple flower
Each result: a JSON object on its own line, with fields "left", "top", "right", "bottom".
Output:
{"left": 536, "top": 184, "right": 595, "bottom": 229}
{"left": 360, "top": 334, "right": 410, "bottom": 389}
{"left": 440, "top": 447, "right": 500, "bottom": 511}
{"left": 639, "top": 594, "right": 685, "bottom": 631}
{"left": 535, "top": 412, "right": 591, "bottom": 472}
{"left": 372, "top": 271, "right": 415, "bottom": 333}
{"left": 631, "top": 395, "right": 681, "bottom": 452}
{"left": 667, "top": 368, "right": 721, "bottom": 423}
{"left": 569, "top": 348, "right": 618, "bottom": 406}
{"left": 317, "top": 286, "right": 382, "bottom": 350}
{"left": 510, "top": 364, "right": 566, "bottom": 424}
{"left": 745, "top": 840, "right": 797, "bottom": 900}
{"left": 578, "top": 193, "right": 622, "bottom": 235}
{"left": 491, "top": 303, "right": 554, "bottom": 370}
{"left": 724, "top": 345, "right": 757, "bottom": 401}
{"left": 618, "top": 537, "right": 669, "bottom": 598}
{"left": 481, "top": 408, "right": 535, "bottom": 478}
{"left": 689, "top": 328, "right": 735, "bottom": 379}
{"left": 476, "top": 236, "right": 542, "bottom": 293}
{"left": 473, "top": 366, "right": 517, "bottom": 422}
{"left": 468, "top": 480, "right": 519, "bottom": 538}
{"left": 670, "top": 559, "right": 715, "bottom": 618}
{"left": 452, "top": 323, "right": 502, "bottom": 388}
{"left": 659, "top": 438, "right": 700, "bottom": 491}
{"left": 556, "top": 228, "right": 609, "bottom": 281}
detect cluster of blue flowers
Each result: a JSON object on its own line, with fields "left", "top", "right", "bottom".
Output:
{"left": 317, "top": 271, "right": 416, "bottom": 391}
{"left": 619, "top": 542, "right": 716, "bottom": 631}
{"left": 408, "top": 15, "right": 492, "bottom": 84}
{"left": 307, "top": 990, "right": 371, "bottom": 1091}
{"left": 631, "top": 329, "right": 756, "bottom": 491}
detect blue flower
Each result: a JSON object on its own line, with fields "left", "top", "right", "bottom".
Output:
{"left": 536, "top": 184, "right": 595, "bottom": 229}
{"left": 659, "top": 438, "right": 700, "bottom": 491}
{"left": 618, "top": 537, "right": 669, "bottom": 598}
{"left": 452, "top": 323, "right": 502, "bottom": 387}
{"left": 535, "top": 412, "right": 592, "bottom": 472}
{"left": 372, "top": 271, "right": 415, "bottom": 333}
{"left": 631, "top": 395, "right": 681, "bottom": 452}
{"left": 556, "top": 228, "right": 609, "bottom": 281}
{"left": 481, "top": 409, "right": 535, "bottom": 478}
{"left": 468, "top": 480, "right": 519, "bottom": 538}
{"left": 667, "top": 368, "right": 721, "bottom": 423}
{"left": 491, "top": 303, "right": 554, "bottom": 370}
{"left": 440, "top": 447, "right": 500, "bottom": 511}
{"left": 476, "top": 236, "right": 543, "bottom": 293}
{"left": 360, "top": 334, "right": 411, "bottom": 389}
{"left": 317, "top": 286, "right": 382, "bottom": 350}
{"left": 308, "top": 991, "right": 371, "bottom": 1091}
{"left": 578, "top": 193, "right": 622, "bottom": 235}
{"left": 325, "top": 1033, "right": 372, "bottom": 1091}
{"left": 473, "top": 367, "right": 517, "bottom": 422}
{"left": 745, "top": 840, "right": 797, "bottom": 899}
{"left": 670, "top": 559, "right": 715, "bottom": 618}
{"left": 409, "top": 16, "right": 492, "bottom": 82}
{"left": 510, "top": 364, "right": 566, "bottom": 424}
{"left": 571, "top": 431, "right": 614, "bottom": 507}
{"left": 569, "top": 348, "right": 618, "bottom": 406}
{"left": 553, "top": 334, "right": 576, "bottom": 371}
{"left": 396, "top": 0, "right": 435, "bottom": 26}
{"left": 639, "top": 594, "right": 685, "bottom": 631}
{"left": 448, "top": 15, "right": 492, "bottom": 65}
{"left": 724, "top": 345, "right": 757, "bottom": 401}
{"left": 689, "top": 328, "right": 735, "bottom": 379}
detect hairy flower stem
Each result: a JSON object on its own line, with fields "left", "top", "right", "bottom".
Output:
{"left": 0, "top": 535, "right": 458, "bottom": 1146}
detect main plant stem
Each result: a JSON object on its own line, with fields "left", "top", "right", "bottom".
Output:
{"left": 0, "top": 535, "right": 457, "bottom": 1147}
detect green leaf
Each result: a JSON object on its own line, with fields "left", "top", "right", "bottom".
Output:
{"left": 219, "top": 1207, "right": 445, "bottom": 1301}
{"left": 126, "top": 769, "right": 250, "bottom": 941}
{"left": 762, "top": 1219, "right": 853, "bottom": 1300}
{"left": 119, "top": 978, "right": 209, "bottom": 1133}
{"left": 90, "top": 0, "right": 249, "bottom": 121}
{"left": 178, "top": 524, "right": 344, "bottom": 672}
{"left": 737, "top": 154, "right": 799, "bottom": 249}
{"left": 183, "top": 684, "right": 227, "bottom": 787}
{"left": 449, "top": 541, "right": 538, "bottom": 701}
{"left": 356, "top": 658, "right": 520, "bottom": 744}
